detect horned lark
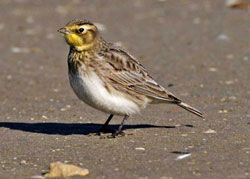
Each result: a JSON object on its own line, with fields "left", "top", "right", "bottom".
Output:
{"left": 58, "top": 19, "right": 204, "bottom": 137}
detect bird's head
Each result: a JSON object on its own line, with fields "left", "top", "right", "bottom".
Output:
{"left": 58, "top": 19, "right": 99, "bottom": 51}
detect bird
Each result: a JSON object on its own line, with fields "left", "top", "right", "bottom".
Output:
{"left": 58, "top": 19, "right": 204, "bottom": 137}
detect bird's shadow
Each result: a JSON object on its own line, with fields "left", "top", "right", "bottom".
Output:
{"left": 0, "top": 122, "right": 190, "bottom": 135}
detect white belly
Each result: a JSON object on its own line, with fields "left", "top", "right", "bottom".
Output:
{"left": 69, "top": 71, "right": 141, "bottom": 115}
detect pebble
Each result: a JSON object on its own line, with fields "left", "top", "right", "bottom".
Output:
{"left": 217, "top": 33, "right": 230, "bottom": 41}
{"left": 42, "top": 115, "right": 48, "bottom": 119}
{"left": 208, "top": 67, "right": 217, "bottom": 72}
{"left": 135, "top": 147, "right": 145, "bottom": 151}
{"left": 20, "top": 160, "right": 27, "bottom": 165}
{"left": 6, "top": 75, "right": 12, "bottom": 80}
{"left": 176, "top": 153, "right": 191, "bottom": 160}
{"left": 60, "top": 105, "right": 71, "bottom": 111}
{"left": 218, "top": 109, "right": 228, "bottom": 113}
{"left": 160, "top": 177, "right": 173, "bottom": 179}
{"left": 220, "top": 97, "right": 226, "bottom": 102}
{"left": 26, "top": 16, "right": 34, "bottom": 24}
{"left": 225, "top": 80, "right": 235, "bottom": 85}
{"left": 221, "top": 96, "right": 237, "bottom": 102}
{"left": 11, "top": 46, "right": 30, "bottom": 53}
{"left": 204, "top": 129, "right": 217, "bottom": 134}
{"left": 53, "top": 88, "right": 59, "bottom": 92}
{"left": 228, "top": 96, "right": 237, "bottom": 100}
{"left": 60, "top": 108, "right": 67, "bottom": 111}
{"left": 243, "top": 56, "right": 249, "bottom": 61}
{"left": 226, "top": 54, "right": 234, "bottom": 59}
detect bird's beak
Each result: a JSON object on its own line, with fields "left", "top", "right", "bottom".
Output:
{"left": 57, "top": 27, "right": 69, "bottom": 35}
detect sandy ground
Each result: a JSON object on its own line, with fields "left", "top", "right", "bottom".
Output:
{"left": 0, "top": 0, "right": 249, "bottom": 178}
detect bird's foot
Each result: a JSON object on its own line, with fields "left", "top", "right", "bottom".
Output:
{"left": 107, "top": 131, "right": 126, "bottom": 138}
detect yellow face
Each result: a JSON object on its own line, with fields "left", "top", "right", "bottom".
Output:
{"left": 58, "top": 22, "right": 98, "bottom": 51}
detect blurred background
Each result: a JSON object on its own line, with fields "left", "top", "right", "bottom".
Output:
{"left": 0, "top": 0, "right": 249, "bottom": 178}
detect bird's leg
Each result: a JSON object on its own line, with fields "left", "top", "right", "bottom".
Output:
{"left": 111, "top": 115, "right": 129, "bottom": 137}
{"left": 98, "top": 114, "right": 114, "bottom": 133}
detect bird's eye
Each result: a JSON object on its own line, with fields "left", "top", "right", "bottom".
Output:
{"left": 78, "top": 27, "right": 85, "bottom": 33}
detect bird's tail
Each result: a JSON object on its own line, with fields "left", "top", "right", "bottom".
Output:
{"left": 177, "top": 102, "right": 204, "bottom": 118}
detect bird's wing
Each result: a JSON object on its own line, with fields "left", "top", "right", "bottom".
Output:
{"left": 98, "top": 47, "right": 180, "bottom": 103}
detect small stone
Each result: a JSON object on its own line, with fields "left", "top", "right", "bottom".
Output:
{"left": 225, "top": 80, "right": 234, "bottom": 85}
{"left": 20, "top": 160, "right": 27, "bottom": 165}
{"left": 226, "top": 54, "right": 234, "bottom": 59}
{"left": 44, "top": 162, "right": 89, "bottom": 178}
{"left": 243, "top": 56, "right": 249, "bottom": 61}
{"left": 53, "top": 88, "right": 59, "bottom": 92}
{"left": 135, "top": 147, "right": 145, "bottom": 151}
{"left": 6, "top": 75, "right": 12, "bottom": 80}
{"left": 11, "top": 46, "right": 30, "bottom": 53}
{"left": 176, "top": 153, "right": 191, "bottom": 160}
{"left": 26, "top": 16, "right": 34, "bottom": 24}
{"left": 220, "top": 97, "right": 226, "bottom": 102}
{"left": 160, "top": 177, "right": 173, "bottom": 179}
{"left": 42, "top": 115, "right": 48, "bottom": 119}
{"left": 229, "top": 96, "right": 237, "bottom": 100}
{"left": 217, "top": 33, "right": 230, "bottom": 41}
{"left": 208, "top": 67, "right": 217, "bottom": 72}
{"left": 218, "top": 109, "right": 228, "bottom": 113}
{"left": 60, "top": 108, "right": 66, "bottom": 111}
{"left": 204, "top": 129, "right": 217, "bottom": 134}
